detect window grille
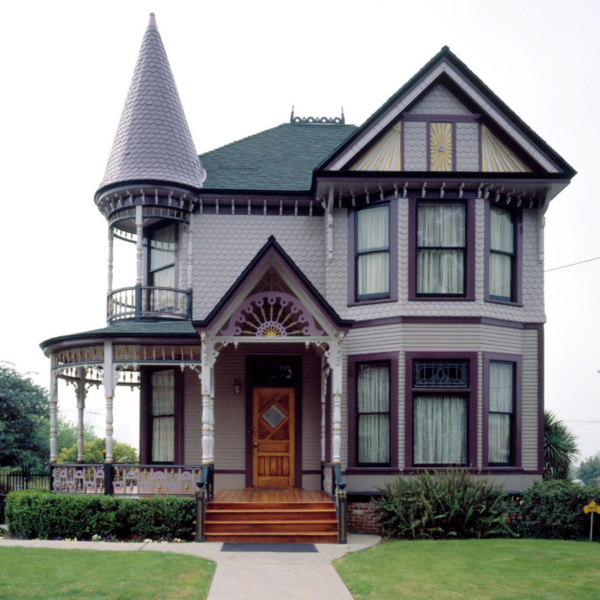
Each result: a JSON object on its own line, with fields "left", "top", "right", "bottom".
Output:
{"left": 413, "top": 361, "right": 468, "bottom": 388}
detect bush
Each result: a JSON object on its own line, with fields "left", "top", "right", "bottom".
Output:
{"left": 515, "top": 479, "right": 600, "bottom": 540}
{"left": 6, "top": 490, "right": 195, "bottom": 541}
{"left": 373, "top": 469, "right": 512, "bottom": 540}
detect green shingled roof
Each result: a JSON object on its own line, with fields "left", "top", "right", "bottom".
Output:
{"left": 198, "top": 123, "right": 358, "bottom": 192}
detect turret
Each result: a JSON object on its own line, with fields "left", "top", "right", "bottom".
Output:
{"left": 95, "top": 13, "right": 204, "bottom": 322}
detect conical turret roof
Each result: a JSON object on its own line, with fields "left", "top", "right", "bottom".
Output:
{"left": 98, "top": 14, "right": 205, "bottom": 193}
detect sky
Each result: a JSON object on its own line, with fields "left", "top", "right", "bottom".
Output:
{"left": 1, "top": 0, "right": 598, "bottom": 462}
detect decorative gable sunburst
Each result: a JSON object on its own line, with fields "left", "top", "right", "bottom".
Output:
{"left": 351, "top": 123, "right": 402, "bottom": 171}
{"left": 430, "top": 123, "right": 453, "bottom": 171}
{"left": 481, "top": 125, "right": 530, "bottom": 173}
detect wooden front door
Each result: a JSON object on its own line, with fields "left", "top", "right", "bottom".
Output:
{"left": 252, "top": 388, "right": 295, "bottom": 487}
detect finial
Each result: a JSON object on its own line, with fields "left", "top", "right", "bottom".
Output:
{"left": 149, "top": 12, "right": 157, "bottom": 28}
{"left": 290, "top": 105, "right": 295, "bottom": 123}
{"left": 341, "top": 106, "right": 345, "bottom": 124}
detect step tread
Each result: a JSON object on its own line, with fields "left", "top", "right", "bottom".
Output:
{"left": 206, "top": 520, "right": 338, "bottom": 525}
{"left": 205, "top": 531, "right": 338, "bottom": 537}
{"left": 207, "top": 509, "right": 336, "bottom": 513}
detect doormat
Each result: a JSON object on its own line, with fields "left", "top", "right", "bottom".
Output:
{"left": 221, "top": 543, "right": 318, "bottom": 553}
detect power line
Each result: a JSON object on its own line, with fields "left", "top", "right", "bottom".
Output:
{"left": 545, "top": 256, "right": 600, "bottom": 272}
{"left": 563, "top": 420, "right": 600, "bottom": 424}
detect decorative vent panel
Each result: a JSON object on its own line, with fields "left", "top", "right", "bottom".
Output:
{"left": 414, "top": 361, "right": 468, "bottom": 388}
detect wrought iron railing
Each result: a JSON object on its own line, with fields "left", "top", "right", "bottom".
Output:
{"left": 107, "top": 286, "right": 192, "bottom": 321}
{"left": 51, "top": 464, "right": 203, "bottom": 496}
{"left": 322, "top": 462, "right": 347, "bottom": 544}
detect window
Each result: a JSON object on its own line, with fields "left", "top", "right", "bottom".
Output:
{"left": 149, "top": 224, "right": 176, "bottom": 288}
{"left": 150, "top": 369, "right": 175, "bottom": 463}
{"left": 489, "top": 207, "right": 515, "bottom": 301}
{"left": 410, "top": 358, "right": 473, "bottom": 467}
{"left": 357, "top": 362, "right": 390, "bottom": 466}
{"left": 356, "top": 205, "right": 390, "bottom": 300}
{"left": 488, "top": 361, "right": 514, "bottom": 466}
{"left": 417, "top": 202, "right": 466, "bottom": 296}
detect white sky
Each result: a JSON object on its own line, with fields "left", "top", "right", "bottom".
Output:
{"left": 1, "top": 0, "right": 598, "bottom": 462}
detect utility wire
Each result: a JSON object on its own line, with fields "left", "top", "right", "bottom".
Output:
{"left": 545, "top": 256, "right": 600, "bottom": 272}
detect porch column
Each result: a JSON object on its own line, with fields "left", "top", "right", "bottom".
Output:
{"left": 200, "top": 335, "right": 212, "bottom": 466}
{"left": 102, "top": 341, "right": 115, "bottom": 463}
{"left": 209, "top": 378, "right": 215, "bottom": 465}
{"left": 107, "top": 226, "right": 114, "bottom": 295}
{"left": 76, "top": 367, "right": 87, "bottom": 462}
{"left": 330, "top": 337, "right": 344, "bottom": 465}
{"left": 321, "top": 357, "right": 328, "bottom": 463}
{"left": 49, "top": 362, "right": 58, "bottom": 463}
{"left": 135, "top": 205, "right": 143, "bottom": 316}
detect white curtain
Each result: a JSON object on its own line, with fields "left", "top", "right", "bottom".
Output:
{"left": 150, "top": 224, "right": 176, "bottom": 271}
{"left": 151, "top": 370, "right": 175, "bottom": 462}
{"left": 489, "top": 362, "right": 513, "bottom": 464}
{"left": 358, "top": 364, "right": 390, "bottom": 464}
{"left": 414, "top": 396, "right": 467, "bottom": 464}
{"left": 357, "top": 206, "right": 390, "bottom": 297}
{"left": 489, "top": 208, "right": 514, "bottom": 299}
{"left": 417, "top": 203, "right": 465, "bottom": 294}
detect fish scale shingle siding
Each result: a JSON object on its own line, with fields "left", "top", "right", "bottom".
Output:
{"left": 456, "top": 122, "right": 480, "bottom": 171}
{"left": 406, "top": 83, "right": 472, "bottom": 114}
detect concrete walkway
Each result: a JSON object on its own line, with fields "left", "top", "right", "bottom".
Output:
{"left": 0, "top": 534, "right": 380, "bottom": 599}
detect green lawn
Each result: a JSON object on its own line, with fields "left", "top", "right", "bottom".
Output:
{"left": 0, "top": 547, "right": 216, "bottom": 600}
{"left": 334, "top": 539, "right": 600, "bottom": 600}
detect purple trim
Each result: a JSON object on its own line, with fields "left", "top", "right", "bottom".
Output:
{"left": 538, "top": 325, "right": 545, "bottom": 473}
{"left": 326, "top": 373, "right": 332, "bottom": 463}
{"left": 347, "top": 200, "right": 398, "bottom": 306}
{"left": 452, "top": 122, "right": 457, "bottom": 172}
{"left": 302, "top": 470, "right": 321, "bottom": 475}
{"left": 245, "top": 355, "right": 303, "bottom": 488}
{"left": 408, "top": 198, "right": 476, "bottom": 301}
{"left": 426, "top": 121, "right": 431, "bottom": 171}
{"left": 482, "top": 352, "right": 522, "bottom": 469}
{"left": 401, "top": 120, "right": 405, "bottom": 171}
{"left": 219, "top": 291, "right": 324, "bottom": 337}
{"left": 347, "top": 352, "right": 399, "bottom": 470}
{"left": 478, "top": 121, "right": 483, "bottom": 172}
{"left": 350, "top": 316, "right": 537, "bottom": 329}
{"left": 215, "top": 469, "right": 246, "bottom": 474}
{"left": 345, "top": 468, "right": 400, "bottom": 475}
{"left": 404, "top": 352, "right": 478, "bottom": 469}
{"left": 403, "top": 113, "right": 481, "bottom": 122}
{"left": 484, "top": 200, "right": 523, "bottom": 305}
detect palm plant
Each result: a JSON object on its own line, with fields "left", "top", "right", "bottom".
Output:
{"left": 544, "top": 411, "right": 579, "bottom": 479}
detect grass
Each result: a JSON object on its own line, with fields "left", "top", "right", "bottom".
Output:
{"left": 0, "top": 547, "right": 216, "bottom": 600}
{"left": 334, "top": 539, "right": 600, "bottom": 600}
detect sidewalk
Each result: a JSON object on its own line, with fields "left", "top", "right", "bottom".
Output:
{"left": 0, "top": 534, "right": 380, "bottom": 600}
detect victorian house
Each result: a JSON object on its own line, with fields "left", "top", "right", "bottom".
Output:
{"left": 41, "top": 14, "right": 575, "bottom": 542}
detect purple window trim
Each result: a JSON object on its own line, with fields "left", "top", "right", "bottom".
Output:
{"left": 347, "top": 200, "right": 399, "bottom": 306}
{"left": 484, "top": 200, "right": 523, "bottom": 305}
{"left": 482, "top": 352, "right": 522, "bottom": 469}
{"left": 404, "top": 352, "right": 478, "bottom": 469}
{"left": 347, "top": 352, "right": 399, "bottom": 470}
{"left": 408, "top": 198, "right": 476, "bottom": 301}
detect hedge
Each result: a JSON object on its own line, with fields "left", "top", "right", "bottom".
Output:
{"left": 6, "top": 490, "right": 195, "bottom": 541}
{"left": 515, "top": 479, "right": 600, "bottom": 540}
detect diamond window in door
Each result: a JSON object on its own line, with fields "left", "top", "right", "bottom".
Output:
{"left": 262, "top": 404, "right": 286, "bottom": 429}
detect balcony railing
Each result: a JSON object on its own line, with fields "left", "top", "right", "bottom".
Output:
{"left": 107, "top": 286, "right": 192, "bottom": 321}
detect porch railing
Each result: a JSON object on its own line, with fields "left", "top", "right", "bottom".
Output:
{"left": 51, "top": 464, "right": 203, "bottom": 497}
{"left": 322, "top": 462, "right": 347, "bottom": 544}
{"left": 107, "top": 286, "right": 192, "bottom": 321}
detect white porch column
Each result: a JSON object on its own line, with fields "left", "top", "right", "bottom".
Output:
{"left": 107, "top": 227, "right": 114, "bottom": 295}
{"left": 76, "top": 367, "right": 87, "bottom": 462}
{"left": 209, "top": 377, "right": 215, "bottom": 465}
{"left": 330, "top": 336, "right": 344, "bottom": 465}
{"left": 321, "top": 357, "right": 328, "bottom": 463}
{"left": 102, "top": 342, "right": 115, "bottom": 463}
{"left": 49, "top": 362, "right": 58, "bottom": 463}
{"left": 200, "top": 335, "right": 212, "bottom": 466}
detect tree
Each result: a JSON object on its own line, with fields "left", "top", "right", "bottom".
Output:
{"left": 0, "top": 362, "right": 48, "bottom": 468}
{"left": 577, "top": 453, "right": 600, "bottom": 487}
{"left": 38, "top": 414, "right": 98, "bottom": 460}
{"left": 544, "top": 411, "right": 579, "bottom": 479}
{"left": 57, "top": 438, "right": 138, "bottom": 463}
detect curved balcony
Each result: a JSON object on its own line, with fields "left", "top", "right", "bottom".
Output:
{"left": 107, "top": 286, "right": 192, "bottom": 322}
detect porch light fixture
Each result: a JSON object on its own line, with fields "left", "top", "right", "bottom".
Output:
{"left": 234, "top": 379, "right": 242, "bottom": 395}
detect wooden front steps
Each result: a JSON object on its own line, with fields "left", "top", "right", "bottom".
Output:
{"left": 205, "top": 489, "right": 338, "bottom": 543}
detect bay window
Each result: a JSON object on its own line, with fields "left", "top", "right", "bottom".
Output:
{"left": 416, "top": 201, "right": 466, "bottom": 296}
{"left": 356, "top": 205, "right": 390, "bottom": 300}
{"left": 489, "top": 207, "right": 515, "bottom": 302}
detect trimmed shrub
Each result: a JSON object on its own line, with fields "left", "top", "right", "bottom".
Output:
{"left": 515, "top": 479, "right": 600, "bottom": 540}
{"left": 373, "top": 469, "right": 512, "bottom": 539}
{"left": 6, "top": 490, "right": 195, "bottom": 541}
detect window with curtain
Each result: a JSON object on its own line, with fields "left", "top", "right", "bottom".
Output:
{"left": 412, "top": 360, "right": 469, "bottom": 465}
{"left": 417, "top": 202, "right": 466, "bottom": 296}
{"left": 356, "top": 205, "right": 390, "bottom": 300}
{"left": 149, "top": 224, "right": 176, "bottom": 311}
{"left": 489, "top": 207, "right": 515, "bottom": 301}
{"left": 488, "top": 361, "right": 514, "bottom": 465}
{"left": 150, "top": 369, "right": 175, "bottom": 463}
{"left": 357, "top": 362, "right": 390, "bottom": 466}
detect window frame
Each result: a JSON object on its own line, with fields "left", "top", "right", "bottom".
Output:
{"left": 145, "top": 222, "right": 179, "bottom": 289}
{"left": 408, "top": 198, "right": 475, "bottom": 301}
{"left": 405, "top": 352, "right": 478, "bottom": 469}
{"left": 485, "top": 201, "right": 523, "bottom": 306}
{"left": 482, "top": 352, "right": 522, "bottom": 470}
{"left": 347, "top": 352, "right": 399, "bottom": 473}
{"left": 140, "top": 367, "right": 183, "bottom": 465}
{"left": 347, "top": 200, "right": 398, "bottom": 306}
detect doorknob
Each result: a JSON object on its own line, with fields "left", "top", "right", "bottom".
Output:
{"left": 253, "top": 442, "right": 258, "bottom": 454}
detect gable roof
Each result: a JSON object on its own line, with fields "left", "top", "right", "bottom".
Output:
{"left": 194, "top": 235, "right": 353, "bottom": 330}
{"left": 320, "top": 46, "right": 576, "bottom": 176}
{"left": 199, "top": 123, "right": 357, "bottom": 193}
{"left": 97, "top": 14, "right": 205, "bottom": 196}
